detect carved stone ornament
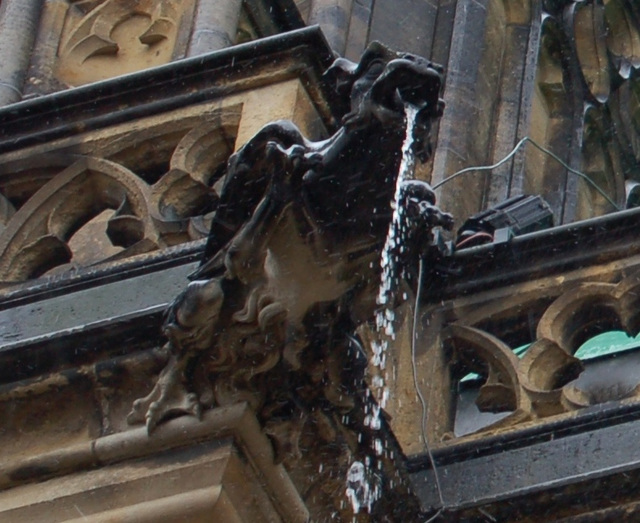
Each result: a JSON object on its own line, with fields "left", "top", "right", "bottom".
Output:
{"left": 56, "top": 0, "right": 191, "bottom": 86}
{"left": 128, "top": 42, "right": 451, "bottom": 516}
{"left": 441, "top": 270, "right": 640, "bottom": 439}
{"left": 0, "top": 108, "right": 239, "bottom": 281}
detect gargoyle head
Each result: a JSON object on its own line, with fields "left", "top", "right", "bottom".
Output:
{"left": 324, "top": 42, "right": 445, "bottom": 160}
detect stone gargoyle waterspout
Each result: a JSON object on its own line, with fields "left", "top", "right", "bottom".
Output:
{"left": 128, "top": 42, "right": 452, "bottom": 498}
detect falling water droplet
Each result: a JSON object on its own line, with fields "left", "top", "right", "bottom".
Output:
{"left": 370, "top": 104, "right": 419, "bottom": 431}
{"left": 347, "top": 105, "right": 420, "bottom": 516}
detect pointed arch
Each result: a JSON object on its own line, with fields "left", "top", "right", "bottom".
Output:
{"left": 0, "top": 157, "right": 157, "bottom": 281}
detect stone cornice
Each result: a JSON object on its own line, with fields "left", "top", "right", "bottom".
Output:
{"left": 427, "top": 206, "right": 640, "bottom": 299}
{"left": 0, "top": 26, "right": 337, "bottom": 156}
{"left": 0, "top": 402, "right": 309, "bottom": 522}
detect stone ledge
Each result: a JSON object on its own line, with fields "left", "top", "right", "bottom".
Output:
{"left": 0, "top": 403, "right": 309, "bottom": 523}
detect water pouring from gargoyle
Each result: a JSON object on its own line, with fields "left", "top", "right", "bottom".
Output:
{"left": 128, "top": 40, "right": 452, "bottom": 521}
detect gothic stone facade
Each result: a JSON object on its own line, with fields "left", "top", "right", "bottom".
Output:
{"left": 2, "top": 1, "right": 640, "bottom": 522}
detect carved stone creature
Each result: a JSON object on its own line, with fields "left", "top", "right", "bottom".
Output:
{"left": 128, "top": 42, "right": 452, "bottom": 464}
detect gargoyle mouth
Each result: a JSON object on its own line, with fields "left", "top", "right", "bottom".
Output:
{"left": 398, "top": 83, "right": 434, "bottom": 109}
{"left": 397, "top": 73, "right": 443, "bottom": 115}
{"left": 372, "top": 57, "right": 443, "bottom": 119}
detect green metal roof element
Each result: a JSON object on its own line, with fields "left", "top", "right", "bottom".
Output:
{"left": 575, "top": 331, "right": 640, "bottom": 360}
{"left": 460, "top": 332, "right": 640, "bottom": 385}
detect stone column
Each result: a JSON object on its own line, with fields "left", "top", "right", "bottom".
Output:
{"left": 187, "top": 0, "right": 243, "bottom": 56}
{"left": 0, "top": 0, "right": 44, "bottom": 106}
{"left": 309, "top": 0, "right": 354, "bottom": 55}
{"left": 430, "top": 0, "right": 494, "bottom": 222}
{"left": 23, "top": 0, "right": 69, "bottom": 98}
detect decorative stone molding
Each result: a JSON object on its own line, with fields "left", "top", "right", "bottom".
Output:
{"left": 55, "top": 0, "right": 195, "bottom": 86}
{"left": 0, "top": 25, "right": 334, "bottom": 283}
{"left": 20, "top": 0, "right": 306, "bottom": 97}
{"left": 0, "top": 157, "right": 158, "bottom": 280}
{"left": 0, "top": 403, "right": 309, "bottom": 522}
{"left": 0, "top": 34, "right": 338, "bottom": 294}
{"left": 533, "top": 1, "right": 640, "bottom": 221}
{"left": 0, "top": 107, "right": 240, "bottom": 281}
{"left": 429, "top": 267, "right": 640, "bottom": 441}
{"left": 431, "top": 0, "right": 640, "bottom": 225}
{"left": 444, "top": 324, "right": 530, "bottom": 424}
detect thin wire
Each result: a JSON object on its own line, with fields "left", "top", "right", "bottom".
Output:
{"left": 432, "top": 136, "right": 528, "bottom": 190}
{"left": 412, "top": 258, "right": 446, "bottom": 521}
{"left": 432, "top": 136, "right": 622, "bottom": 211}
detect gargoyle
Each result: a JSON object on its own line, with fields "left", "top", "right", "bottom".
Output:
{"left": 128, "top": 42, "right": 452, "bottom": 463}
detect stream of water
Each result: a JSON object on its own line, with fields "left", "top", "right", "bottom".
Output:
{"left": 346, "top": 104, "right": 419, "bottom": 516}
